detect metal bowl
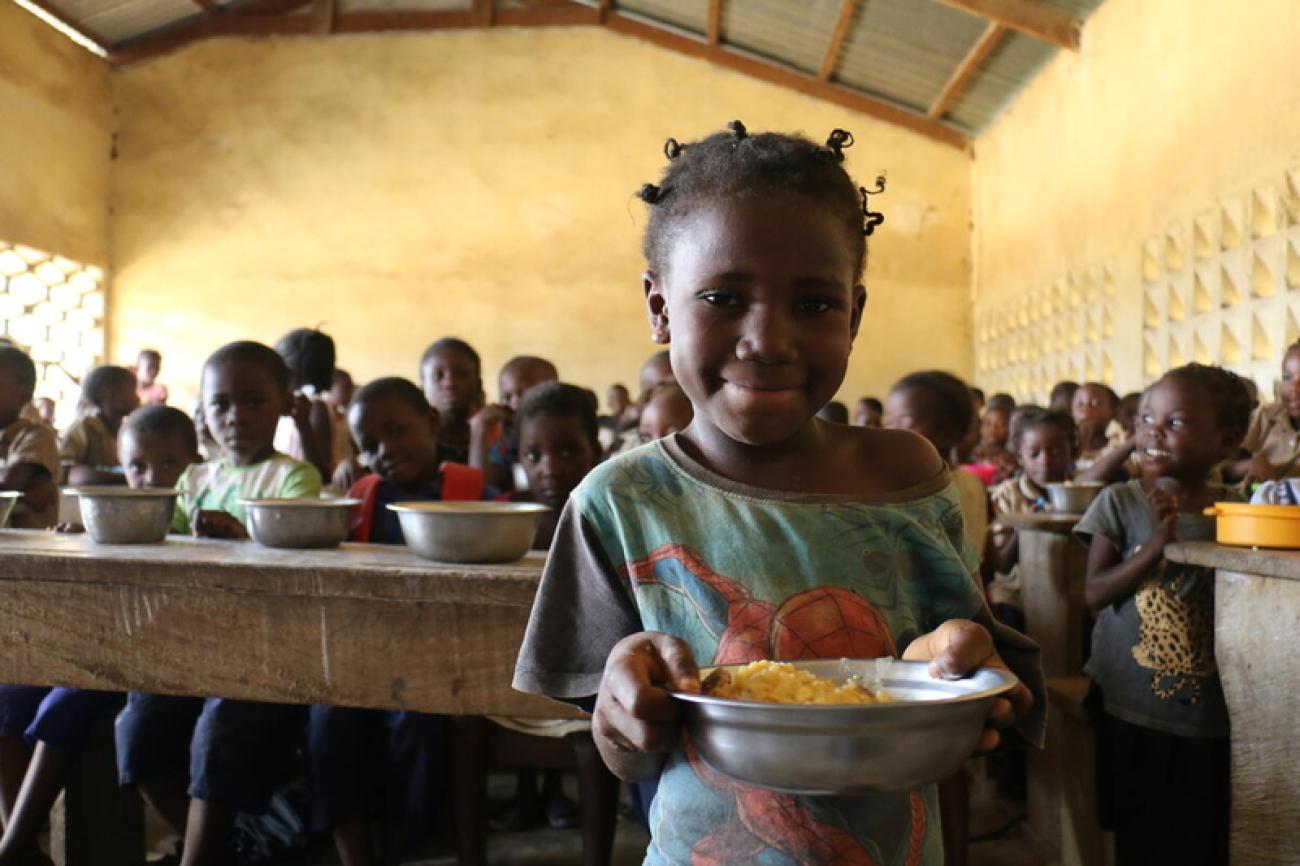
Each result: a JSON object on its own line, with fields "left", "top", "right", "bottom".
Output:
{"left": 0, "top": 491, "right": 21, "bottom": 527}
{"left": 673, "top": 658, "right": 1018, "bottom": 795}
{"left": 239, "top": 498, "right": 361, "bottom": 549}
{"left": 66, "top": 487, "right": 180, "bottom": 544}
{"left": 1045, "top": 481, "right": 1104, "bottom": 515}
{"left": 387, "top": 501, "right": 549, "bottom": 563}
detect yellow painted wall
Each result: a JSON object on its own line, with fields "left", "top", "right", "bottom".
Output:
{"left": 108, "top": 27, "right": 972, "bottom": 411}
{"left": 973, "top": 0, "right": 1300, "bottom": 400}
{"left": 0, "top": 0, "right": 112, "bottom": 266}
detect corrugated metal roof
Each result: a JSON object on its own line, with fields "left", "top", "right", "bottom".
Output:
{"left": 33, "top": 0, "right": 1107, "bottom": 139}
{"left": 720, "top": 0, "right": 841, "bottom": 76}
{"left": 837, "top": 0, "right": 989, "bottom": 113}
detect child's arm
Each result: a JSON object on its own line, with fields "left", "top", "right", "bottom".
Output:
{"left": 592, "top": 632, "right": 700, "bottom": 781}
{"left": 193, "top": 510, "right": 249, "bottom": 539}
{"left": 290, "top": 395, "right": 334, "bottom": 480}
{"left": 468, "top": 404, "right": 511, "bottom": 489}
{"left": 1083, "top": 486, "right": 1176, "bottom": 612}
{"left": 0, "top": 463, "right": 57, "bottom": 515}
{"left": 902, "top": 619, "right": 1033, "bottom": 753}
{"left": 1075, "top": 436, "right": 1135, "bottom": 484}
{"left": 990, "top": 527, "right": 1018, "bottom": 575}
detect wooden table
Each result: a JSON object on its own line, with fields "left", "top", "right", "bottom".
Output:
{"left": 1166, "top": 541, "right": 1300, "bottom": 866}
{"left": 1001, "top": 512, "right": 1087, "bottom": 678}
{"left": 0, "top": 530, "right": 575, "bottom": 866}
{"left": 0, "top": 529, "right": 568, "bottom": 718}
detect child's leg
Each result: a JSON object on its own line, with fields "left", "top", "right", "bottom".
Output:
{"left": 0, "top": 688, "right": 51, "bottom": 824}
{"left": 115, "top": 693, "right": 205, "bottom": 836}
{"left": 306, "top": 705, "right": 385, "bottom": 866}
{"left": 0, "top": 689, "right": 122, "bottom": 861}
{"left": 183, "top": 698, "right": 305, "bottom": 866}
{"left": 383, "top": 711, "right": 446, "bottom": 851}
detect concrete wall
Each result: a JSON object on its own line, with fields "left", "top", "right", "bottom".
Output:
{"left": 107, "top": 27, "right": 972, "bottom": 410}
{"left": 0, "top": 0, "right": 112, "bottom": 266}
{"left": 972, "top": 0, "right": 1300, "bottom": 400}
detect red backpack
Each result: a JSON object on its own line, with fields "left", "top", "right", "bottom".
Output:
{"left": 348, "top": 462, "right": 485, "bottom": 543}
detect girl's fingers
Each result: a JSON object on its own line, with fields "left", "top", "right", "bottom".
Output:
{"left": 927, "top": 620, "right": 994, "bottom": 680}
{"left": 599, "top": 693, "right": 679, "bottom": 753}
{"left": 646, "top": 633, "right": 702, "bottom": 694}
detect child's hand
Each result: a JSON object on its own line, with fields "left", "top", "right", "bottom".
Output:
{"left": 593, "top": 632, "right": 700, "bottom": 779}
{"left": 470, "top": 403, "right": 512, "bottom": 433}
{"left": 53, "top": 522, "right": 85, "bottom": 534}
{"left": 1242, "top": 455, "right": 1277, "bottom": 486}
{"left": 289, "top": 393, "right": 314, "bottom": 431}
{"left": 193, "top": 510, "right": 249, "bottom": 540}
{"left": 1145, "top": 483, "right": 1180, "bottom": 550}
{"left": 903, "top": 620, "right": 1032, "bottom": 753}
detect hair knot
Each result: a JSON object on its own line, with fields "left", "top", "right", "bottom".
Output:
{"left": 726, "top": 120, "right": 748, "bottom": 141}
{"left": 860, "top": 174, "right": 887, "bottom": 236}
{"left": 638, "top": 183, "right": 663, "bottom": 204}
{"left": 663, "top": 138, "right": 683, "bottom": 160}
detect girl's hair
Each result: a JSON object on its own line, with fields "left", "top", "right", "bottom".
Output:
{"left": 80, "top": 365, "right": 136, "bottom": 410}
{"left": 352, "top": 376, "right": 430, "bottom": 415}
{"left": 203, "top": 341, "right": 290, "bottom": 393}
{"left": 123, "top": 405, "right": 199, "bottom": 455}
{"left": 1010, "top": 407, "right": 1077, "bottom": 455}
{"left": 275, "top": 328, "right": 336, "bottom": 393}
{"left": 891, "top": 371, "right": 974, "bottom": 437}
{"left": 0, "top": 347, "right": 36, "bottom": 394}
{"left": 517, "top": 381, "right": 600, "bottom": 451}
{"left": 137, "top": 349, "right": 161, "bottom": 365}
{"left": 861, "top": 396, "right": 883, "bottom": 414}
{"left": 636, "top": 120, "right": 885, "bottom": 282}
{"left": 987, "top": 392, "right": 1016, "bottom": 414}
{"left": 420, "top": 337, "right": 481, "bottom": 376}
{"left": 1158, "top": 364, "right": 1253, "bottom": 445}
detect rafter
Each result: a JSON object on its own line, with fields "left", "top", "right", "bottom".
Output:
{"left": 109, "top": 0, "right": 313, "bottom": 66}
{"left": 604, "top": 11, "right": 965, "bottom": 149}
{"left": 706, "top": 0, "right": 722, "bottom": 46}
{"left": 309, "top": 0, "right": 334, "bottom": 35}
{"left": 14, "top": 0, "right": 113, "bottom": 51}
{"left": 932, "top": 0, "right": 1080, "bottom": 50}
{"left": 928, "top": 20, "right": 1004, "bottom": 118}
{"left": 817, "top": 0, "right": 858, "bottom": 82}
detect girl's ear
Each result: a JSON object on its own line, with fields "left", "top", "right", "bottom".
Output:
{"left": 644, "top": 271, "right": 670, "bottom": 345}
{"left": 848, "top": 284, "right": 868, "bottom": 341}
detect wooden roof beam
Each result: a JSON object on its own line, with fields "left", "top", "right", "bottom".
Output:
{"left": 706, "top": 0, "right": 722, "bottom": 46}
{"left": 604, "top": 10, "right": 966, "bottom": 149}
{"left": 932, "top": 0, "right": 1080, "bottom": 50}
{"left": 109, "top": 0, "right": 313, "bottom": 67}
{"left": 928, "top": 20, "right": 1004, "bottom": 118}
{"left": 817, "top": 0, "right": 858, "bottom": 82}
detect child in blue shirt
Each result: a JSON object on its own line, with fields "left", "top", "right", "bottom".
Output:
{"left": 309, "top": 377, "right": 488, "bottom": 866}
{"left": 514, "top": 122, "right": 1043, "bottom": 865}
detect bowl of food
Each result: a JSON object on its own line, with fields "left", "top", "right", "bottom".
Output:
{"left": 239, "top": 498, "right": 361, "bottom": 549}
{"left": 387, "top": 501, "right": 549, "bottom": 564}
{"left": 1045, "top": 481, "right": 1104, "bottom": 515}
{"left": 66, "top": 487, "right": 181, "bottom": 544}
{"left": 673, "top": 658, "right": 1018, "bottom": 794}
{"left": 0, "top": 490, "right": 21, "bottom": 527}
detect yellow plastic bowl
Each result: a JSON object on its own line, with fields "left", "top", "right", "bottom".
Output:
{"left": 1204, "top": 502, "right": 1300, "bottom": 548}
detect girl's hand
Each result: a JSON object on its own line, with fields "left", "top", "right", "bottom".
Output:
{"left": 1145, "top": 483, "right": 1180, "bottom": 551}
{"left": 289, "top": 393, "right": 314, "bottom": 431}
{"left": 470, "top": 403, "right": 512, "bottom": 434}
{"left": 193, "top": 510, "right": 249, "bottom": 540}
{"left": 54, "top": 522, "right": 85, "bottom": 534}
{"left": 593, "top": 632, "right": 700, "bottom": 779}
{"left": 903, "top": 620, "right": 1032, "bottom": 753}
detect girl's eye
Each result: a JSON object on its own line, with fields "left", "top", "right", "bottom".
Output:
{"left": 1170, "top": 418, "right": 1185, "bottom": 428}
{"left": 795, "top": 298, "right": 833, "bottom": 314}
{"left": 1139, "top": 414, "right": 1154, "bottom": 425}
{"left": 697, "top": 289, "right": 737, "bottom": 307}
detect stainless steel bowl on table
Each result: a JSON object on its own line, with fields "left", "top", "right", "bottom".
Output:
{"left": 673, "top": 658, "right": 1018, "bottom": 795}
{"left": 387, "top": 501, "right": 549, "bottom": 564}
{"left": 65, "top": 487, "right": 181, "bottom": 544}
{"left": 239, "top": 498, "right": 361, "bottom": 549}
{"left": 1045, "top": 482, "right": 1103, "bottom": 515}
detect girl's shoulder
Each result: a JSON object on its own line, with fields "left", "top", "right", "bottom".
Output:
{"left": 836, "top": 424, "right": 947, "bottom": 495}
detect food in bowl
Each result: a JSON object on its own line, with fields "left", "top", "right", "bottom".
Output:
{"left": 674, "top": 658, "right": 1018, "bottom": 794}
{"left": 702, "top": 660, "right": 890, "bottom": 705}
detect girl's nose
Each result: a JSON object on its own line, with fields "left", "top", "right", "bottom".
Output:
{"left": 735, "top": 308, "right": 796, "bottom": 363}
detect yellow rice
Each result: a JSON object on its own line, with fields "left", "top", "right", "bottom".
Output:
{"left": 703, "top": 660, "right": 889, "bottom": 705}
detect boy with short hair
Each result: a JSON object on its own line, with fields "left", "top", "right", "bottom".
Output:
{"left": 0, "top": 347, "right": 58, "bottom": 529}
{"left": 115, "top": 341, "right": 321, "bottom": 866}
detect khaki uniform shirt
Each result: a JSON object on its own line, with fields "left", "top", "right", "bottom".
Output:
{"left": 59, "top": 414, "right": 118, "bottom": 470}
{"left": 1242, "top": 403, "right": 1300, "bottom": 475}
{"left": 0, "top": 418, "right": 59, "bottom": 528}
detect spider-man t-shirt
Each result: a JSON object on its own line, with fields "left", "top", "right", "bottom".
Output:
{"left": 514, "top": 435, "right": 1045, "bottom": 866}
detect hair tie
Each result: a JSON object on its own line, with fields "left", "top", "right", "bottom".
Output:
{"left": 727, "top": 120, "right": 748, "bottom": 141}
{"left": 638, "top": 183, "right": 663, "bottom": 204}
{"left": 663, "top": 138, "right": 683, "bottom": 160}
{"left": 860, "top": 174, "right": 887, "bottom": 236}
